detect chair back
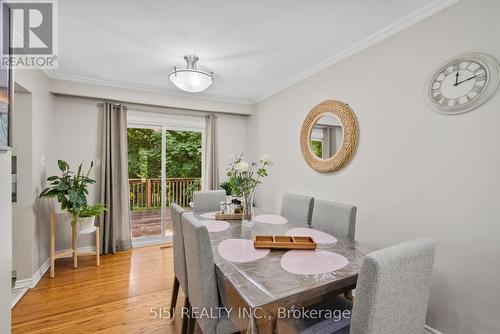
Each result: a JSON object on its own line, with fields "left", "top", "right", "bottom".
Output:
{"left": 280, "top": 193, "right": 314, "bottom": 225}
{"left": 311, "top": 199, "right": 357, "bottom": 241}
{"left": 350, "top": 238, "right": 436, "bottom": 334}
{"left": 170, "top": 203, "right": 188, "bottom": 294}
{"left": 193, "top": 190, "right": 226, "bottom": 214}
{"left": 182, "top": 213, "right": 219, "bottom": 333}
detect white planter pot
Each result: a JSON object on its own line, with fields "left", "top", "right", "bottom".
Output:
{"left": 77, "top": 216, "right": 97, "bottom": 234}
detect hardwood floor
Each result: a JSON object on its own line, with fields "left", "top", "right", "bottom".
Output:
{"left": 12, "top": 245, "right": 186, "bottom": 334}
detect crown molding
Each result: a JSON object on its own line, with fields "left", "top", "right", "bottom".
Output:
{"left": 253, "top": 0, "right": 461, "bottom": 103}
{"left": 43, "top": 70, "right": 255, "bottom": 105}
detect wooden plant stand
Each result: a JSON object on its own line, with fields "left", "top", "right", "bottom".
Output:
{"left": 50, "top": 210, "right": 100, "bottom": 278}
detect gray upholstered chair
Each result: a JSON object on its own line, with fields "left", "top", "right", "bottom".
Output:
{"left": 280, "top": 193, "right": 314, "bottom": 225}
{"left": 193, "top": 190, "right": 226, "bottom": 214}
{"left": 278, "top": 238, "right": 436, "bottom": 334}
{"left": 169, "top": 204, "right": 190, "bottom": 334}
{"left": 182, "top": 213, "right": 242, "bottom": 334}
{"left": 311, "top": 199, "right": 357, "bottom": 241}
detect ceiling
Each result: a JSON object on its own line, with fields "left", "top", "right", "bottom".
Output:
{"left": 47, "top": 0, "right": 456, "bottom": 104}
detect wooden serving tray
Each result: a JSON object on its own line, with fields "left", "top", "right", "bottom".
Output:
{"left": 215, "top": 212, "right": 244, "bottom": 220}
{"left": 254, "top": 235, "right": 317, "bottom": 250}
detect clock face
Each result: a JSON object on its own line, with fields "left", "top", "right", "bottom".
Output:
{"left": 430, "top": 60, "right": 488, "bottom": 107}
{"left": 427, "top": 53, "right": 499, "bottom": 114}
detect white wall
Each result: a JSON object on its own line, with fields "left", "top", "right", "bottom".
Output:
{"left": 215, "top": 113, "right": 248, "bottom": 178}
{"left": 52, "top": 95, "right": 247, "bottom": 249}
{"left": 12, "top": 90, "right": 34, "bottom": 281}
{"left": 12, "top": 70, "right": 55, "bottom": 282}
{"left": 247, "top": 1, "right": 500, "bottom": 333}
{"left": 49, "top": 96, "right": 102, "bottom": 250}
{"left": 0, "top": 149, "right": 12, "bottom": 333}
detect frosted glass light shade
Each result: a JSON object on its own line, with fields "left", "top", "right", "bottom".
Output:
{"left": 169, "top": 69, "right": 214, "bottom": 93}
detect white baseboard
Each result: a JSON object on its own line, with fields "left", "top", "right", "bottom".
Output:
{"left": 11, "top": 287, "right": 28, "bottom": 308}
{"left": 13, "top": 245, "right": 97, "bottom": 291}
{"left": 14, "top": 257, "right": 51, "bottom": 290}
{"left": 425, "top": 325, "right": 444, "bottom": 334}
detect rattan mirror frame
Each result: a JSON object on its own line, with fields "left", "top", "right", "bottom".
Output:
{"left": 300, "top": 100, "right": 358, "bottom": 173}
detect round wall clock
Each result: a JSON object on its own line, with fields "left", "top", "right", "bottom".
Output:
{"left": 426, "top": 53, "right": 499, "bottom": 114}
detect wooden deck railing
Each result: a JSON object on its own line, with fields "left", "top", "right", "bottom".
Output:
{"left": 129, "top": 177, "right": 200, "bottom": 209}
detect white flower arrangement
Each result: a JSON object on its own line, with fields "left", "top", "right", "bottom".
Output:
{"left": 225, "top": 153, "right": 272, "bottom": 197}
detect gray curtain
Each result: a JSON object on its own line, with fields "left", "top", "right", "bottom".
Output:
{"left": 99, "top": 102, "right": 132, "bottom": 254}
{"left": 204, "top": 114, "right": 219, "bottom": 190}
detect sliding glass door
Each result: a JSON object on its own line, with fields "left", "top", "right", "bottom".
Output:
{"left": 127, "top": 118, "right": 203, "bottom": 246}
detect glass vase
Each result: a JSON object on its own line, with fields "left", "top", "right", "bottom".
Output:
{"left": 242, "top": 190, "right": 255, "bottom": 223}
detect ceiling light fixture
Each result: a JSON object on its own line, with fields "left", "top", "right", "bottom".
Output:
{"left": 169, "top": 55, "right": 214, "bottom": 93}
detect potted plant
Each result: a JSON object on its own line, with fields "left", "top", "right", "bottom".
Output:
{"left": 219, "top": 178, "right": 236, "bottom": 197}
{"left": 220, "top": 177, "right": 243, "bottom": 213}
{"left": 76, "top": 203, "right": 106, "bottom": 233}
{"left": 40, "top": 160, "right": 106, "bottom": 229}
{"left": 226, "top": 154, "right": 272, "bottom": 221}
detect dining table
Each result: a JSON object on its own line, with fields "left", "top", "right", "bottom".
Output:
{"left": 191, "top": 212, "right": 367, "bottom": 334}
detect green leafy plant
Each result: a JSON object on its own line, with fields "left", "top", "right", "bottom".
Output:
{"left": 77, "top": 203, "right": 107, "bottom": 218}
{"left": 40, "top": 160, "right": 103, "bottom": 224}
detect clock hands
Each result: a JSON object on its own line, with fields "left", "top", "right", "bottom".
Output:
{"left": 454, "top": 75, "right": 478, "bottom": 86}
{"left": 455, "top": 71, "right": 459, "bottom": 86}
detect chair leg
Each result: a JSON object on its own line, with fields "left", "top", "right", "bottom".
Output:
{"left": 181, "top": 297, "right": 190, "bottom": 334}
{"left": 344, "top": 290, "right": 354, "bottom": 302}
{"left": 170, "top": 276, "right": 180, "bottom": 319}
{"left": 187, "top": 309, "right": 196, "bottom": 334}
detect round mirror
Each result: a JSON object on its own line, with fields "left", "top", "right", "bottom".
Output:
{"left": 310, "top": 114, "right": 343, "bottom": 159}
{"left": 300, "top": 100, "right": 358, "bottom": 173}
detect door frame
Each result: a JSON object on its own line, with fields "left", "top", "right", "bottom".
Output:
{"left": 128, "top": 113, "right": 205, "bottom": 247}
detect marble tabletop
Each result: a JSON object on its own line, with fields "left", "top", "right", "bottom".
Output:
{"left": 191, "top": 212, "right": 366, "bottom": 333}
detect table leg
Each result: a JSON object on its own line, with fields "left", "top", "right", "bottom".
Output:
{"left": 344, "top": 290, "right": 354, "bottom": 302}
{"left": 254, "top": 308, "right": 274, "bottom": 334}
